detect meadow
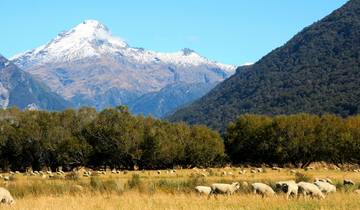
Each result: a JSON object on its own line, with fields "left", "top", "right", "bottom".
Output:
{"left": 0, "top": 166, "right": 359, "bottom": 209}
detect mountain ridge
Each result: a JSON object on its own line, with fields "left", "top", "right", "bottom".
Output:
{"left": 168, "top": 0, "right": 360, "bottom": 131}
{"left": 12, "top": 20, "right": 235, "bottom": 116}
{"left": 0, "top": 54, "right": 71, "bottom": 111}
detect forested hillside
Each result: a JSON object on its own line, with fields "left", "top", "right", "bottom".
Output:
{"left": 169, "top": 0, "right": 360, "bottom": 131}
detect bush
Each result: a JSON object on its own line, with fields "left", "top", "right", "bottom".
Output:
{"left": 127, "top": 174, "right": 141, "bottom": 189}
{"left": 90, "top": 176, "right": 102, "bottom": 190}
{"left": 65, "top": 171, "right": 80, "bottom": 181}
{"left": 295, "top": 172, "right": 312, "bottom": 183}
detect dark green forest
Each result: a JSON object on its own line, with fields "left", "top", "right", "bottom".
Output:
{"left": 0, "top": 107, "right": 360, "bottom": 171}
{"left": 0, "top": 107, "right": 224, "bottom": 171}
{"left": 168, "top": 0, "right": 360, "bottom": 132}
{"left": 225, "top": 114, "right": 360, "bottom": 167}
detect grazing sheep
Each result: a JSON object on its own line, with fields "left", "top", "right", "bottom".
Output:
{"left": 210, "top": 182, "right": 240, "bottom": 195}
{"left": 354, "top": 189, "right": 360, "bottom": 194}
{"left": 297, "top": 182, "right": 325, "bottom": 199}
{"left": 315, "top": 178, "right": 333, "bottom": 184}
{"left": 250, "top": 169, "right": 257, "bottom": 174}
{"left": 344, "top": 179, "right": 355, "bottom": 186}
{"left": 194, "top": 186, "right": 212, "bottom": 195}
{"left": 275, "top": 180, "right": 298, "bottom": 199}
{"left": 3, "top": 176, "right": 9, "bottom": 181}
{"left": 272, "top": 167, "right": 281, "bottom": 171}
{"left": 239, "top": 170, "right": 247, "bottom": 175}
{"left": 0, "top": 187, "right": 14, "bottom": 205}
{"left": 325, "top": 178, "right": 333, "bottom": 184}
{"left": 252, "top": 183, "right": 275, "bottom": 197}
{"left": 314, "top": 181, "right": 336, "bottom": 194}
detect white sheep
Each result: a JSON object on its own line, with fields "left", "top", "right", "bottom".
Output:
{"left": 314, "top": 181, "right": 336, "bottom": 194}
{"left": 0, "top": 187, "right": 14, "bottom": 205}
{"left": 297, "top": 182, "right": 325, "bottom": 199}
{"left": 252, "top": 183, "right": 275, "bottom": 197}
{"left": 275, "top": 180, "right": 298, "bottom": 199}
{"left": 210, "top": 182, "right": 240, "bottom": 195}
{"left": 344, "top": 179, "right": 355, "bottom": 186}
{"left": 194, "top": 186, "right": 212, "bottom": 195}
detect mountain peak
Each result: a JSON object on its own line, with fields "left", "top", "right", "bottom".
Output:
{"left": 12, "top": 20, "right": 129, "bottom": 65}
{"left": 182, "top": 48, "right": 195, "bottom": 56}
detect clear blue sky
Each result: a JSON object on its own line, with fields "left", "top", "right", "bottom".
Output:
{"left": 1, "top": 0, "right": 348, "bottom": 65}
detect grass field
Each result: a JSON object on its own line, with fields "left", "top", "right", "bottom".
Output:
{"left": 0, "top": 167, "right": 359, "bottom": 210}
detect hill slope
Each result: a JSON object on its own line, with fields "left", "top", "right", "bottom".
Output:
{"left": 169, "top": 0, "right": 360, "bottom": 131}
{"left": 0, "top": 55, "right": 71, "bottom": 110}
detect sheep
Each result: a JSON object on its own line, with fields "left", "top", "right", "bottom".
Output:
{"left": 272, "top": 167, "right": 281, "bottom": 171}
{"left": 256, "top": 168, "right": 263, "bottom": 173}
{"left": 194, "top": 186, "right": 212, "bottom": 195}
{"left": 0, "top": 187, "right": 14, "bottom": 205}
{"left": 325, "top": 178, "right": 333, "bottom": 184}
{"left": 354, "top": 189, "right": 360, "bottom": 194}
{"left": 239, "top": 170, "right": 247, "bottom": 175}
{"left": 275, "top": 180, "right": 298, "bottom": 199}
{"left": 210, "top": 182, "right": 240, "bottom": 195}
{"left": 297, "top": 182, "right": 325, "bottom": 199}
{"left": 344, "top": 179, "right": 355, "bottom": 186}
{"left": 314, "top": 181, "right": 336, "bottom": 194}
{"left": 3, "top": 176, "right": 9, "bottom": 181}
{"left": 252, "top": 183, "right": 275, "bottom": 197}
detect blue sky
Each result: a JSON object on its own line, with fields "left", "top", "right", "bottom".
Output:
{"left": 1, "top": 0, "right": 347, "bottom": 65}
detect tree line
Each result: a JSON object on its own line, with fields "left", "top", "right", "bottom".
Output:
{"left": 2, "top": 108, "right": 360, "bottom": 171}
{"left": 225, "top": 114, "right": 360, "bottom": 167}
{"left": 0, "top": 106, "right": 224, "bottom": 171}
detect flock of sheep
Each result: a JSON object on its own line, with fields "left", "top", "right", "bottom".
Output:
{"left": 0, "top": 166, "right": 359, "bottom": 206}
{"left": 195, "top": 178, "right": 357, "bottom": 199}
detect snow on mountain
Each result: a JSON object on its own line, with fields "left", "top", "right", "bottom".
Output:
{"left": 11, "top": 20, "right": 236, "bottom": 116}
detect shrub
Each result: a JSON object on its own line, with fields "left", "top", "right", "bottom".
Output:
{"left": 127, "top": 174, "right": 141, "bottom": 189}
{"left": 65, "top": 171, "right": 80, "bottom": 181}
{"left": 295, "top": 172, "right": 312, "bottom": 182}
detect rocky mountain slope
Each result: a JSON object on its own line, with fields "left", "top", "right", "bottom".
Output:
{"left": 0, "top": 55, "right": 70, "bottom": 110}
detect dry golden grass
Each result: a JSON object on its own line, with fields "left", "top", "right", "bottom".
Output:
{"left": 0, "top": 168, "right": 359, "bottom": 210}
{"left": 2, "top": 192, "right": 360, "bottom": 210}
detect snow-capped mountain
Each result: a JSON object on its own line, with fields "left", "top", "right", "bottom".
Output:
{"left": 0, "top": 55, "right": 70, "bottom": 110}
{"left": 12, "top": 20, "right": 236, "bottom": 116}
